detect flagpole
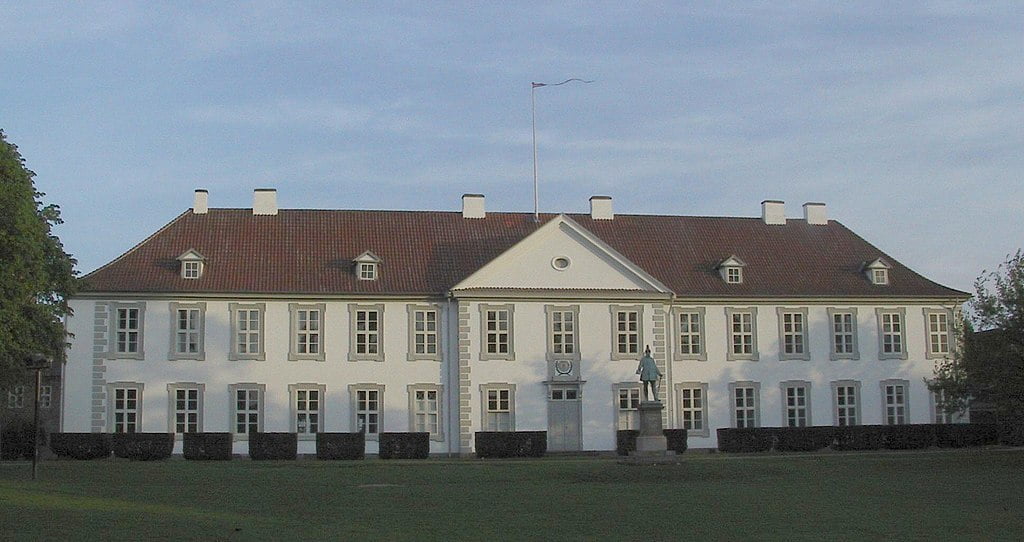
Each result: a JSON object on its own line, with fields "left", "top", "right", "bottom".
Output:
{"left": 531, "top": 83, "right": 539, "bottom": 223}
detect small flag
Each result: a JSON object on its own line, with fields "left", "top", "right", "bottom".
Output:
{"left": 532, "top": 78, "right": 594, "bottom": 88}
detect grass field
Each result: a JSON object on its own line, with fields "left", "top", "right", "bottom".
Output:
{"left": 1, "top": 448, "right": 1022, "bottom": 541}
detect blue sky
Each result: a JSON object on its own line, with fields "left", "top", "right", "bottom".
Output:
{"left": 2, "top": 2, "right": 1021, "bottom": 292}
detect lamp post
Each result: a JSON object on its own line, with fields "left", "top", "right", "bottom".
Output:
{"left": 25, "top": 354, "right": 51, "bottom": 480}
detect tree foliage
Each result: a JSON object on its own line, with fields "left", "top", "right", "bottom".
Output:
{"left": 929, "top": 251, "right": 1024, "bottom": 421}
{"left": 0, "top": 130, "right": 77, "bottom": 387}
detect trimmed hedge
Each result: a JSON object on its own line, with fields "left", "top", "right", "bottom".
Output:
{"left": 475, "top": 431, "right": 546, "bottom": 458}
{"left": 719, "top": 424, "right": 1002, "bottom": 453}
{"left": 998, "top": 422, "right": 1024, "bottom": 447}
{"left": 379, "top": 432, "right": 430, "bottom": 459}
{"left": 717, "top": 428, "right": 774, "bottom": 453}
{"left": 664, "top": 429, "right": 689, "bottom": 453}
{"left": 833, "top": 425, "right": 884, "bottom": 451}
{"left": 249, "top": 432, "right": 297, "bottom": 460}
{"left": 773, "top": 426, "right": 835, "bottom": 452}
{"left": 882, "top": 424, "right": 935, "bottom": 450}
{"left": 1, "top": 422, "right": 41, "bottom": 460}
{"left": 183, "top": 432, "right": 233, "bottom": 460}
{"left": 112, "top": 433, "right": 174, "bottom": 460}
{"left": 49, "top": 432, "right": 111, "bottom": 460}
{"left": 316, "top": 432, "right": 365, "bottom": 460}
{"left": 617, "top": 429, "right": 689, "bottom": 455}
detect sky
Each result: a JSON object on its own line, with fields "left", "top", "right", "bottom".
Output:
{"left": 2, "top": 2, "right": 1022, "bottom": 293}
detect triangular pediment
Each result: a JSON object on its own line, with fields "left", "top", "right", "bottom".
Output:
{"left": 176, "top": 249, "right": 206, "bottom": 261}
{"left": 864, "top": 257, "right": 890, "bottom": 270}
{"left": 451, "top": 215, "right": 671, "bottom": 295}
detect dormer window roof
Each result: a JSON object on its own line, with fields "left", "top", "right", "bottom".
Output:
{"left": 176, "top": 249, "right": 206, "bottom": 280}
{"left": 717, "top": 255, "right": 746, "bottom": 284}
{"left": 354, "top": 251, "right": 382, "bottom": 281}
{"left": 864, "top": 258, "right": 891, "bottom": 285}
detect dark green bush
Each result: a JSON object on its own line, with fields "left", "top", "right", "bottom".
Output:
{"left": 111, "top": 433, "right": 174, "bottom": 460}
{"left": 716, "top": 428, "right": 773, "bottom": 453}
{"left": 774, "top": 426, "right": 835, "bottom": 452}
{"left": 997, "top": 421, "right": 1024, "bottom": 446}
{"left": 249, "top": 432, "right": 297, "bottom": 460}
{"left": 663, "top": 429, "right": 689, "bottom": 454}
{"left": 616, "top": 430, "right": 639, "bottom": 456}
{"left": 883, "top": 424, "right": 935, "bottom": 450}
{"left": 1, "top": 422, "right": 41, "bottom": 460}
{"left": 316, "top": 432, "right": 365, "bottom": 460}
{"left": 379, "top": 432, "right": 430, "bottom": 459}
{"left": 49, "top": 432, "right": 111, "bottom": 460}
{"left": 934, "top": 424, "right": 999, "bottom": 448}
{"left": 475, "top": 431, "right": 546, "bottom": 458}
{"left": 832, "top": 425, "right": 884, "bottom": 451}
{"left": 183, "top": 432, "right": 233, "bottom": 460}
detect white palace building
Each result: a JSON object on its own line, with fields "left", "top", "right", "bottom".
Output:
{"left": 61, "top": 189, "right": 968, "bottom": 455}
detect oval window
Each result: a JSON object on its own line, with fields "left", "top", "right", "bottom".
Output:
{"left": 551, "top": 256, "right": 571, "bottom": 271}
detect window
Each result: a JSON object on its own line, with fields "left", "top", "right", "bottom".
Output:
{"left": 108, "top": 302, "right": 145, "bottom": 359}
{"left": 408, "top": 384, "right": 444, "bottom": 441}
{"left": 7, "top": 386, "right": 25, "bottom": 409}
{"left": 108, "top": 382, "right": 143, "bottom": 433}
{"left": 353, "top": 251, "right": 382, "bottom": 281}
{"left": 729, "top": 382, "right": 760, "bottom": 428}
{"left": 831, "top": 380, "right": 861, "bottom": 426}
{"left": 676, "top": 382, "right": 709, "bottom": 437}
{"left": 828, "top": 308, "right": 859, "bottom": 360}
{"left": 407, "top": 305, "right": 441, "bottom": 361}
{"left": 289, "top": 384, "right": 326, "bottom": 437}
{"left": 546, "top": 305, "right": 580, "bottom": 361}
{"left": 359, "top": 262, "right": 377, "bottom": 280}
{"left": 613, "top": 384, "right": 641, "bottom": 430}
{"left": 167, "top": 383, "right": 204, "bottom": 434}
{"left": 183, "top": 261, "right": 202, "bottom": 279}
{"left": 865, "top": 258, "right": 891, "bottom": 285}
{"left": 872, "top": 268, "right": 888, "bottom": 285}
{"left": 229, "top": 303, "right": 265, "bottom": 361}
{"left": 289, "top": 303, "right": 326, "bottom": 361}
{"left": 781, "top": 381, "right": 811, "bottom": 427}
{"left": 881, "top": 379, "right": 909, "bottom": 425}
{"left": 39, "top": 385, "right": 52, "bottom": 409}
{"left": 229, "top": 383, "right": 265, "bottom": 437}
{"left": 924, "top": 309, "right": 952, "bottom": 359}
{"left": 876, "top": 308, "right": 908, "bottom": 360}
{"left": 726, "top": 267, "right": 742, "bottom": 283}
{"left": 930, "top": 389, "right": 966, "bottom": 424}
{"left": 725, "top": 308, "right": 759, "bottom": 361}
{"left": 674, "top": 308, "right": 707, "bottom": 361}
{"left": 610, "top": 305, "right": 643, "bottom": 360}
{"left": 480, "top": 383, "right": 515, "bottom": 431}
{"left": 480, "top": 304, "right": 514, "bottom": 360}
{"left": 777, "top": 308, "right": 809, "bottom": 360}
{"left": 349, "top": 383, "right": 385, "bottom": 439}
{"left": 349, "top": 304, "right": 384, "bottom": 361}
{"left": 169, "top": 302, "right": 205, "bottom": 360}
{"left": 718, "top": 255, "right": 746, "bottom": 284}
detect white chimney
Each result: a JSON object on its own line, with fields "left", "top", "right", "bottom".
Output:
{"left": 803, "top": 202, "right": 827, "bottom": 225}
{"left": 761, "top": 200, "right": 786, "bottom": 225}
{"left": 590, "top": 196, "right": 613, "bottom": 220}
{"left": 253, "top": 188, "right": 277, "bottom": 216}
{"left": 462, "top": 194, "right": 485, "bottom": 219}
{"left": 192, "top": 189, "right": 208, "bottom": 214}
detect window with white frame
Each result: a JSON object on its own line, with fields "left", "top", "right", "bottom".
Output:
{"left": 480, "top": 384, "right": 515, "bottom": 431}
{"left": 167, "top": 383, "right": 204, "bottom": 434}
{"left": 675, "top": 308, "right": 707, "bottom": 361}
{"left": 183, "top": 260, "right": 202, "bottom": 279}
{"left": 831, "top": 381, "right": 860, "bottom": 426}
{"left": 289, "top": 303, "right": 326, "bottom": 361}
{"left": 924, "top": 309, "right": 952, "bottom": 359}
{"left": 350, "top": 384, "right": 384, "bottom": 439}
{"left": 39, "top": 385, "right": 52, "bottom": 409}
{"left": 611, "top": 306, "right": 642, "bottom": 360}
{"left": 408, "top": 384, "right": 444, "bottom": 440}
{"left": 676, "top": 382, "right": 709, "bottom": 437}
{"left": 828, "top": 308, "right": 859, "bottom": 360}
{"left": 872, "top": 268, "right": 888, "bottom": 285}
{"left": 726, "top": 267, "right": 742, "bottom": 284}
{"left": 7, "top": 386, "right": 25, "bottom": 409}
{"left": 546, "top": 305, "right": 580, "bottom": 361}
{"left": 229, "top": 383, "right": 265, "bottom": 437}
{"left": 881, "top": 380, "right": 909, "bottom": 425}
{"left": 109, "top": 302, "right": 145, "bottom": 359}
{"left": 614, "top": 384, "right": 641, "bottom": 430}
{"left": 729, "top": 382, "right": 760, "bottom": 428}
{"left": 781, "top": 381, "right": 811, "bottom": 427}
{"left": 726, "top": 308, "right": 758, "bottom": 361}
{"left": 290, "top": 384, "right": 325, "bottom": 436}
{"left": 931, "top": 389, "right": 955, "bottom": 424}
{"left": 229, "top": 303, "right": 265, "bottom": 361}
{"left": 108, "top": 383, "right": 143, "bottom": 433}
{"left": 480, "top": 304, "right": 514, "bottom": 360}
{"left": 169, "top": 302, "right": 205, "bottom": 360}
{"left": 777, "top": 308, "right": 809, "bottom": 360}
{"left": 876, "top": 309, "right": 907, "bottom": 360}
{"left": 407, "top": 305, "right": 440, "bottom": 361}
{"left": 349, "top": 304, "right": 384, "bottom": 361}
{"left": 359, "top": 262, "right": 377, "bottom": 280}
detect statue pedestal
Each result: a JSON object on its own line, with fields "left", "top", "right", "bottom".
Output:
{"left": 633, "top": 401, "right": 669, "bottom": 454}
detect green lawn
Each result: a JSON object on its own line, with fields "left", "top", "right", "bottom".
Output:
{"left": 1, "top": 449, "right": 1022, "bottom": 541}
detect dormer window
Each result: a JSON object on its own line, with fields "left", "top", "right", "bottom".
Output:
{"left": 864, "top": 258, "right": 891, "bottom": 286}
{"left": 176, "top": 249, "right": 206, "bottom": 280}
{"left": 717, "top": 255, "right": 746, "bottom": 284}
{"left": 353, "top": 250, "right": 382, "bottom": 281}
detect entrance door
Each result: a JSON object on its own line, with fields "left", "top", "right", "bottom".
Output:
{"left": 548, "top": 384, "right": 582, "bottom": 451}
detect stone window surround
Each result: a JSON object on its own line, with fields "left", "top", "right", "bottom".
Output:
{"left": 407, "top": 383, "right": 445, "bottom": 441}
{"left": 288, "top": 303, "right": 326, "bottom": 362}
{"left": 229, "top": 302, "right": 266, "bottom": 361}
{"left": 479, "top": 304, "right": 515, "bottom": 361}
{"left": 875, "top": 308, "right": 908, "bottom": 360}
{"left": 288, "top": 383, "right": 327, "bottom": 439}
{"left": 107, "top": 301, "right": 146, "bottom": 360}
{"left": 776, "top": 307, "right": 810, "bottom": 361}
{"left": 728, "top": 381, "right": 761, "bottom": 428}
{"left": 923, "top": 308, "right": 953, "bottom": 360}
{"left": 780, "top": 380, "right": 812, "bottom": 427}
{"left": 673, "top": 307, "right": 707, "bottom": 361}
{"left": 7, "top": 386, "right": 26, "bottom": 409}
{"left": 830, "top": 380, "right": 861, "bottom": 427}
{"left": 107, "top": 381, "right": 144, "bottom": 433}
{"left": 880, "top": 379, "right": 910, "bottom": 425}
{"left": 725, "top": 307, "right": 759, "bottom": 361}
{"left": 407, "top": 304, "right": 442, "bottom": 361}
{"left": 39, "top": 385, "right": 52, "bottom": 409}
{"left": 228, "top": 382, "right": 266, "bottom": 440}
{"left": 349, "top": 304, "right": 385, "bottom": 362}
{"left": 349, "top": 383, "right": 385, "bottom": 440}
{"left": 609, "top": 305, "right": 644, "bottom": 361}
{"left": 479, "top": 382, "right": 516, "bottom": 431}
{"left": 166, "top": 382, "right": 205, "bottom": 436}
{"left": 827, "top": 307, "right": 860, "bottom": 361}
{"left": 675, "top": 381, "right": 710, "bottom": 438}
{"left": 168, "top": 302, "right": 206, "bottom": 361}
{"left": 545, "top": 304, "right": 581, "bottom": 362}
{"left": 612, "top": 382, "right": 642, "bottom": 431}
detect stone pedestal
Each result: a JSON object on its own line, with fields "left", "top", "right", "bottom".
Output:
{"left": 634, "top": 401, "right": 668, "bottom": 453}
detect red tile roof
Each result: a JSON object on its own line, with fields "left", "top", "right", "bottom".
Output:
{"left": 81, "top": 209, "right": 967, "bottom": 299}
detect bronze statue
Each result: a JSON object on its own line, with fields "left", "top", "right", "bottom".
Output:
{"left": 635, "top": 345, "right": 662, "bottom": 402}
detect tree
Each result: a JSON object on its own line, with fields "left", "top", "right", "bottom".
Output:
{"left": 929, "top": 250, "right": 1024, "bottom": 426}
{"left": 0, "top": 130, "right": 77, "bottom": 389}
